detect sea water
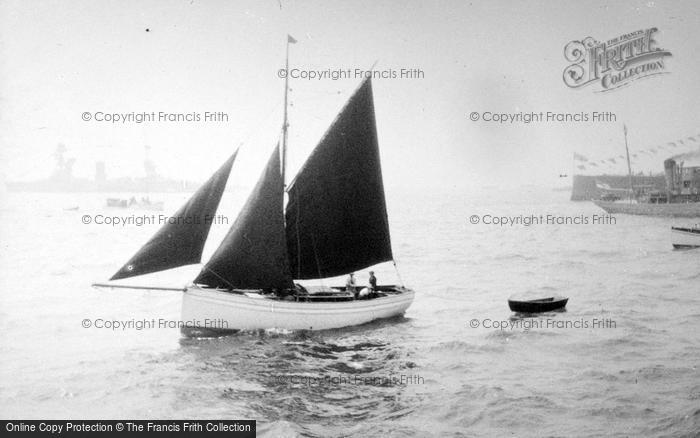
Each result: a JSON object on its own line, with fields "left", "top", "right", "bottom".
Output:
{"left": 0, "top": 188, "right": 698, "bottom": 437}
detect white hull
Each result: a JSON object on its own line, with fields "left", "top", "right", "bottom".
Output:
{"left": 672, "top": 227, "right": 700, "bottom": 249}
{"left": 180, "top": 285, "right": 415, "bottom": 331}
{"left": 593, "top": 200, "right": 700, "bottom": 218}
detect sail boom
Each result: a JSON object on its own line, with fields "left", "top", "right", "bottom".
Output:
{"left": 92, "top": 283, "right": 187, "bottom": 292}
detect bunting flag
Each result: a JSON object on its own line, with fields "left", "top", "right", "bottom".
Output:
{"left": 575, "top": 130, "right": 698, "bottom": 174}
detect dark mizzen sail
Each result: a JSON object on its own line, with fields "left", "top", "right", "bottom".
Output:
{"left": 194, "top": 144, "right": 293, "bottom": 290}
{"left": 285, "top": 78, "right": 393, "bottom": 279}
{"left": 110, "top": 152, "right": 237, "bottom": 280}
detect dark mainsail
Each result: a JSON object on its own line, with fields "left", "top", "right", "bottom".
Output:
{"left": 285, "top": 78, "right": 393, "bottom": 279}
{"left": 110, "top": 152, "right": 237, "bottom": 280}
{"left": 194, "top": 145, "right": 294, "bottom": 290}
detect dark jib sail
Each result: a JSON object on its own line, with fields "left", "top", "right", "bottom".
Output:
{"left": 285, "top": 78, "right": 393, "bottom": 279}
{"left": 110, "top": 152, "right": 237, "bottom": 280}
{"left": 194, "top": 144, "right": 293, "bottom": 290}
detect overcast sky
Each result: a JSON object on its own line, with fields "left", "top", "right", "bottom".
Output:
{"left": 1, "top": 0, "right": 699, "bottom": 190}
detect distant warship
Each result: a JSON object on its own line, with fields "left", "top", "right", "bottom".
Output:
{"left": 5, "top": 144, "right": 197, "bottom": 193}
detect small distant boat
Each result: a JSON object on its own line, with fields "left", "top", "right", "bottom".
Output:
{"left": 106, "top": 197, "right": 164, "bottom": 211}
{"left": 106, "top": 198, "right": 127, "bottom": 208}
{"left": 672, "top": 225, "right": 700, "bottom": 249}
{"left": 508, "top": 296, "right": 568, "bottom": 313}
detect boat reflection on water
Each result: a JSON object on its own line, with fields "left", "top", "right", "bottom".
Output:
{"left": 174, "top": 316, "right": 418, "bottom": 434}
{"left": 508, "top": 307, "right": 568, "bottom": 322}
{"left": 178, "top": 313, "right": 412, "bottom": 338}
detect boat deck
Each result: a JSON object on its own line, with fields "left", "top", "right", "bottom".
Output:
{"left": 200, "top": 285, "right": 406, "bottom": 303}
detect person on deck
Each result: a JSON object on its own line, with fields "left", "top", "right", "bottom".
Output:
{"left": 367, "top": 271, "right": 378, "bottom": 298}
{"left": 346, "top": 273, "right": 357, "bottom": 297}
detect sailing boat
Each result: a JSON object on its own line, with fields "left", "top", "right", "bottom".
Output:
{"left": 95, "top": 48, "right": 414, "bottom": 331}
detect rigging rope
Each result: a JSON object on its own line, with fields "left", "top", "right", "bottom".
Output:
{"left": 392, "top": 260, "right": 405, "bottom": 288}
{"left": 296, "top": 191, "right": 302, "bottom": 278}
{"left": 310, "top": 232, "right": 325, "bottom": 288}
{"left": 200, "top": 266, "right": 238, "bottom": 291}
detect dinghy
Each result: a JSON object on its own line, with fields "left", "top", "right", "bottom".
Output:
{"left": 672, "top": 225, "right": 700, "bottom": 249}
{"left": 94, "top": 37, "right": 414, "bottom": 332}
{"left": 508, "top": 296, "right": 568, "bottom": 313}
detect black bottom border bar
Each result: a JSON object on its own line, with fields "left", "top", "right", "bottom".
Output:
{"left": 2, "top": 420, "right": 256, "bottom": 437}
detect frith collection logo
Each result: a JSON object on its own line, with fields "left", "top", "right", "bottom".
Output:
{"left": 563, "top": 28, "right": 672, "bottom": 92}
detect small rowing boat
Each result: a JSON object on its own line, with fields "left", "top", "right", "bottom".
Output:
{"left": 508, "top": 296, "right": 568, "bottom": 313}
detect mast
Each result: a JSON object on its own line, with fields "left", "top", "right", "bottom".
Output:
{"left": 282, "top": 35, "right": 295, "bottom": 187}
{"left": 624, "top": 124, "right": 633, "bottom": 203}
